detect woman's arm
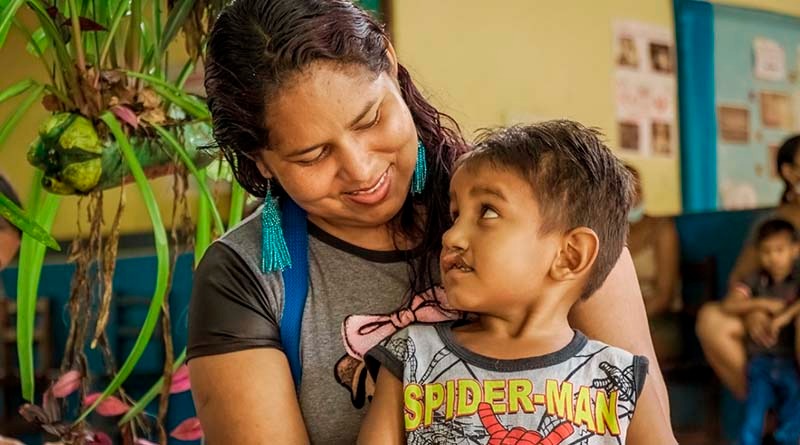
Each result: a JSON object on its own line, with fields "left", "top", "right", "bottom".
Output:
{"left": 721, "top": 285, "right": 785, "bottom": 316}
{"left": 190, "top": 349, "right": 309, "bottom": 444}
{"left": 358, "top": 367, "right": 405, "bottom": 445}
{"left": 626, "top": 380, "right": 673, "bottom": 444}
{"left": 648, "top": 218, "right": 679, "bottom": 316}
{"left": 729, "top": 244, "right": 760, "bottom": 286}
{"left": 569, "top": 248, "right": 675, "bottom": 442}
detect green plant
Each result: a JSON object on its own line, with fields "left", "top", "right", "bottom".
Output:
{"left": 0, "top": 0, "right": 231, "bottom": 442}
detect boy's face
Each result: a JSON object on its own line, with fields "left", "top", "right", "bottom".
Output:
{"left": 440, "top": 164, "right": 561, "bottom": 313}
{"left": 758, "top": 232, "right": 799, "bottom": 279}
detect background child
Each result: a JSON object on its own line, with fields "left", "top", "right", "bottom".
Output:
{"left": 721, "top": 218, "right": 800, "bottom": 445}
{"left": 358, "top": 121, "right": 669, "bottom": 444}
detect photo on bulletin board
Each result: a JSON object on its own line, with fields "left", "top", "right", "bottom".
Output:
{"left": 718, "top": 105, "right": 750, "bottom": 143}
{"left": 753, "top": 37, "right": 788, "bottom": 81}
{"left": 652, "top": 121, "right": 672, "bottom": 156}
{"left": 760, "top": 91, "right": 794, "bottom": 129}
{"left": 616, "top": 36, "right": 640, "bottom": 69}
{"left": 619, "top": 121, "right": 640, "bottom": 152}
{"left": 649, "top": 42, "right": 674, "bottom": 74}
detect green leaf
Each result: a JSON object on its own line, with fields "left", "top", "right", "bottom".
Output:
{"left": 0, "top": 84, "right": 44, "bottom": 152}
{"left": 24, "top": 26, "right": 48, "bottom": 55}
{"left": 0, "top": 78, "right": 33, "bottom": 104}
{"left": 98, "top": 0, "right": 130, "bottom": 66}
{"left": 77, "top": 112, "right": 170, "bottom": 423}
{"left": 151, "top": 123, "right": 224, "bottom": 235}
{"left": 0, "top": 0, "right": 24, "bottom": 48}
{"left": 27, "top": 0, "right": 78, "bottom": 93}
{"left": 0, "top": 192, "right": 60, "bottom": 250}
{"left": 118, "top": 348, "right": 186, "bottom": 425}
{"left": 228, "top": 181, "right": 246, "bottom": 229}
{"left": 160, "top": 0, "right": 194, "bottom": 54}
{"left": 17, "top": 185, "right": 61, "bottom": 401}
{"left": 123, "top": 70, "right": 209, "bottom": 119}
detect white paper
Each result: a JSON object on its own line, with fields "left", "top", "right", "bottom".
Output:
{"left": 753, "top": 37, "right": 787, "bottom": 81}
{"left": 613, "top": 21, "right": 677, "bottom": 158}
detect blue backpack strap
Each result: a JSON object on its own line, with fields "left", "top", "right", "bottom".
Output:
{"left": 279, "top": 199, "right": 308, "bottom": 389}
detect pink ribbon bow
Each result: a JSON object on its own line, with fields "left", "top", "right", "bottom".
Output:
{"left": 341, "top": 287, "right": 460, "bottom": 360}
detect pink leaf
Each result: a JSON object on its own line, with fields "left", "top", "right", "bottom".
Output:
{"left": 51, "top": 370, "right": 81, "bottom": 398}
{"left": 169, "top": 365, "right": 191, "bottom": 394}
{"left": 111, "top": 105, "right": 139, "bottom": 129}
{"left": 86, "top": 432, "right": 112, "bottom": 445}
{"left": 83, "top": 393, "right": 130, "bottom": 416}
{"left": 170, "top": 417, "right": 204, "bottom": 441}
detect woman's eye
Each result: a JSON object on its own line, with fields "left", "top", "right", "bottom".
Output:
{"left": 297, "top": 147, "right": 329, "bottom": 166}
{"left": 481, "top": 206, "right": 499, "bottom": 219}
{"left": 360, "top": 108, "right": 381, "bottom": 130}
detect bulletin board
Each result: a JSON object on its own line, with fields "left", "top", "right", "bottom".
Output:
{"left": 675, "top": 0, "right": 800, "bottom": 212}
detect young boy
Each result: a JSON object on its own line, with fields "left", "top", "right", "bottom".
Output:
{"left": 722, "top": 218, "right": 800, "bottom": 445}
{"left": 359, "top": 121, "right": 665, "bottom": 444}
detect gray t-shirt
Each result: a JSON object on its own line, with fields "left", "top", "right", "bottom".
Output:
{"left": 188, "top": 209, "right": 452, "bottom": 443}
{"left": 367, "top": 322, "right": 648, "bottom": 444}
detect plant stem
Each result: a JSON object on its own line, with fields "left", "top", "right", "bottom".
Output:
{"left": 67, "top": 0, "right": 86, "bottom": 72}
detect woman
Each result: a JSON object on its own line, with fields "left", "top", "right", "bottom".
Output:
{"left": 626, "top": 165, "right": 682, "bottom": 362}
{"left": 697, "top": 134, "right": 800, "bottom": 400}
{"left": 187, "top": 1, "right": 674, "bottom": 443}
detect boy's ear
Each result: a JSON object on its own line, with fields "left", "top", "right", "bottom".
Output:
{"left": 549, "top": 227, "right": 599, "bottom": 282}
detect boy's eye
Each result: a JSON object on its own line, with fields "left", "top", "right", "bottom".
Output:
{"left": 481, "top": 206, "right": 499, "bottom": 219}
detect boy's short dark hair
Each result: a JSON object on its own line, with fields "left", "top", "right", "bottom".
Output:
{"left": 0, "top": 174, "right": 22, "bottom": 237}
{"left": 456, "top": 120, "right": 634, "bottom": 300}
{"left": 756, "top": 218, "right": 798, "bottom": 245}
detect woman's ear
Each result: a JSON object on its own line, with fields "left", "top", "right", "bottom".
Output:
{"left": 245, "top": 151, "right": 273, "bottom": 180}
{"left": 383, "top": 39, "right": 399, "bottom": 78}
{"left": 550, "top": 227, "right": 600, "bottom": 282}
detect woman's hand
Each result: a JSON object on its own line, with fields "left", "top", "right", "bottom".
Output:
{"left": 745, "top": 311, "right": 776, "bottom": 348}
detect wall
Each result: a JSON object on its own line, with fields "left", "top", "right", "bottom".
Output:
{"left": 391, "top": 0, "right": 800, "bottom": 216}
{"left": 2, "top": 1, "right": 800, "bottom": 235}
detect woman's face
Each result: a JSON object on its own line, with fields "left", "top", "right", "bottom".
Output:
{"left": 255, "top": 60, "right": 418, "bottom": 240}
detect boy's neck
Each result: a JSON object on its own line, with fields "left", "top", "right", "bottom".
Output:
{"left": 768, "top": 267, "right": 793, "bottom": 283}
{"left": 452, "top": 291, "right": 577, "bottom": 360}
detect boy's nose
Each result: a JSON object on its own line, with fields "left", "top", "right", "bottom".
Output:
{"left": 442, "top": 224, "right": 467, "bottom": 252}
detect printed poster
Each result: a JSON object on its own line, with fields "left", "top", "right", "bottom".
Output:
{"left": 613, "top": 21, "right": 678, "bottom": 158}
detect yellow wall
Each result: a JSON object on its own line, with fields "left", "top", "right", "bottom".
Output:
{"left": 392, "top": 0, "right": 800, "bottom": 216}
{"left": 2, "top": 1, "right": 800, "bottom": 236}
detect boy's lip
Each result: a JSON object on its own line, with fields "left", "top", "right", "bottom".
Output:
{"left": 441, "top": 253, "right": 473, "bottom": 274}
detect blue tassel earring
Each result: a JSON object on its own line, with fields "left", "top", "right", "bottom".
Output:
{"left": 411, "top": 139, "right": 427, "bottom": 195}
{"left": 261, "top": 182, "right": 292, "bottom": 273}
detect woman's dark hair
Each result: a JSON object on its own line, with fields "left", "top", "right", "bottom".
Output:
{"left": 0, "top": 173, "right": 22, "bottom": 236}
{"left": 205, "top": 0, "right": 468, "bottom": 293}
{"left": 776, "top": 135, "right": 800, "bottom": 204}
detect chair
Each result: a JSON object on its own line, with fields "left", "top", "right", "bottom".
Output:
{"left": 664, "top": 256, "right": 721, "bottom": 443}
{"left": 0, "top": 298, "right": 56, "bottom": 436}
